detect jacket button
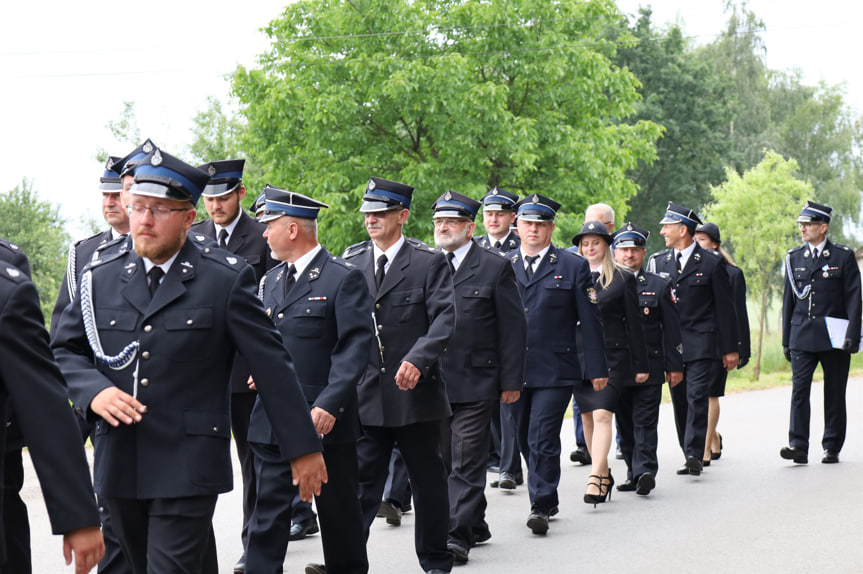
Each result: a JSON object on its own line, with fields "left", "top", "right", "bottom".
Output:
{"left": 339, "top": 408, "right": 344, "bottom": 413}
{"left": 140, "top": 379, "right": 149, "bottom": 387}
{"left": 524, "top": 308, "right": 528, "bottom": 313}
{"left": 142, "top": 351, "right": 150, "bottom": 359}
{"left": 186, "top": 319, "right": 194, "bottom": 325}
{"left": 474, "top": 290, "right": 479, "bottom": 295}
{"left": 487, "top": 360, "right": 492, "bottom": 364}
{"left": 377, "top": 325, "right": 383, "bottom": 331}
{"left": 213, "top": 426, "right": 219, "bottom": 433}
{"left": 380, "top": 367, "right": 386, "bottom": 373}
{"left": 306, "top": 309, "right": 311, "bottom": 314}
{"left": 109, "top": 320, "right": 117, "bottom": 326}
{"left": 375, "top": 303, "right": 381, "bottom": 309}
{"left": 277, "top": 313, "right": 284, "bottom": 319}
{"left": 75, "top": 408, "right": 83, "bottom": 414}
{"left": 144, "top": 325, "right": 153, "bottom": 333}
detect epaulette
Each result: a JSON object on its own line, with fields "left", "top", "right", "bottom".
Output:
{"left": 94, "top": 235, "right": 127, "bottom": 254}
{"left": 84, "top": 247, "right": 128, "bottom": 271}
{"left": 483, "top": 248, "right": 507, "bottom": 260}
{"left": 0, "top": 239, "right": 21, "bottom": 253}
{"left": 787, "top": 244, "right": 804, "bottom": 254}
{"left": 407, "top": 237, "right": 437, "bottom": 252}
{"left": 342, "top": 241, "right": 370, "bottom": 259}
{"left": 834, "top": 244, "right": 851, "bottom": 252}
{"left": 0, "top": 264, "right": 27, "bottom": 284}
{"left": 72, "top": 230, "right": 107, "bottom": 249}
{"left": 328, "top": 254, "right": 355, "bottom": 268}
{"left": 189, "top": 233, "right": 212, "bottom": 246}
{"left": 201, "top": 247, "right": 246, "bottom": 271}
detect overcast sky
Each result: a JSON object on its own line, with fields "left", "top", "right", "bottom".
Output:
{"left": 2, "top": 1, "right": 860, "bottom": 237}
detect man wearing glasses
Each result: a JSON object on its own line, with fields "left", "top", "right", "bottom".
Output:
{"left": 780, "top": 201, "right": 861, "bottom": 465}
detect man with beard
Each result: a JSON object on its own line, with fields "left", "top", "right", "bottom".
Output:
{"left": 190, "top": 161, "right": 277, "bottom": 573}
{"left": 52, "top": 147, "right": 326, "bottom": 573}
{"left": 431, "top": 191, "right": 525, "bottom": 563}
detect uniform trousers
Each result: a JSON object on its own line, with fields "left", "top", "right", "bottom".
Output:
{"left": 382, "top": 446, "right": 412, "bottom": 509}
{"left": 104, "top": 495, "right": 217, "bottom": 574}
{"left": 246, "top": 442, "right": 368, "bottom": 574}
{"left": 1, "top": 448, "right": 29, "bottom": 573}
{"left": 670, "top": 359, "right": 723, "bottom": 460}
{"left": 509, "top": 387, "right": 572, "bottom": 513}
{"left": 229, "top": 391, "right": 257, "bottom": 551}
{"left": 357, "top": 422, "right": 453, "bottom": 573}
{"left": 488, "top": 403, "right": 502, "bottom": 468}
{"left": 498, "top": 403, "right": 523, "bottom": 476}
{"left": 789, "top": 349, "right": 851, "bottom": 452}
{"left": 439, "top": 400, "right": 494, "bottom": 548}
{"left": 616, "top": 384, "right": 663, "bottom": 480}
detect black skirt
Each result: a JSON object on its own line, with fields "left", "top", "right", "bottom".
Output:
{"left": 572, "top": 376, "right": 621, "bottom": 414}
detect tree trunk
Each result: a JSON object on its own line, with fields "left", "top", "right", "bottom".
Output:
{"left": 754, "top": 277, "right": 770, "bottom": 380}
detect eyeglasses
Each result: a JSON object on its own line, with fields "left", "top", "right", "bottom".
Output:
{"left": 433, "top": 218, "right": 468, "bottom": 228}
{"left": 127, "top": 204, "right": 189, "bottom": 220}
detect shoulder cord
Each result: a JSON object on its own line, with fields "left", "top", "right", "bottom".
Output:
{"left": 65, "top": 244, "right": 77, "bottom": 301}
{"left": 80, "top": 269, "right": 139, "bottom": 370}
{"left": 785, "top": 253, "right": 811, "bottom": 300}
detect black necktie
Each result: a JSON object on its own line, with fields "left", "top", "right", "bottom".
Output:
{"left": 446, "top": 252, "right": 456, "bottom": 275}
{"left": 812, "top": 247, "right": 818, "bottom": 260}
{"left": 591, "top": 270, "right": 600, "bottom": 286}
{"left": 218, "top": 229, "right": 228, "bottom": 249}
{"left": 525, "top": 255, "right": 539, "bottom": 280}
{"left": 283, "top": 264, "right": 296, "bottom": 298}
{"left": 147, "top": 266, "right": 164, "bottom": 297}
{"left": 375, "top": 254, "right": 388, "bottom": 289}
{"left": 675, "top": 252, "right": 683, "bottom": 274}
{"left": 493, "top": 240, "right": 502, "bottom": 250}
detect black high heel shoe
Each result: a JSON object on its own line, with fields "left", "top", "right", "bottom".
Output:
{"left": 711, "top": 433, "right": 723, "bottom": 460}
{"left": 584, "top": 475, "right": 604, "bottom": 507}
{"left": 601, "top": 470, "right": 614, "bottom": 503}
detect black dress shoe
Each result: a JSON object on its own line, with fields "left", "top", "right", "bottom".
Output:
{"left": 377, "top": 500, "right": 403, "bottom": 525}
{"left": 569, "top": 446, "right": 592, "bottom": 465}
{"left": 489, "top": 477, "right": 499, "bottom": 488}
{"left": 526, "top": 510, "right": 549, "bottom": 534}
{"left": 305, "top": 564, "right": 327, "bottom": 574}
{"left": 548, "top": 505, "right": 559, "bottom": 517}
{"left": 289, "top": 517, "right": 320, "bottom": 541}
{"left": 780, "top": 446, "right": 808, "bottom": 464}
{"left": 498, "top": 472, "right": 516, "bottom": 490}
{"left": 447, "top": 540, "right": 469, "bottom": 563}
{"left": 471, "top": 524, "right": 492, "bottom": 546}
{"left": 616, "top": 478, "right": 637, "bottom": 492}
{"left": 822, "top": 449, "right": 839, "bottom": 464}
{"left": 677, "top": 456, "right": 701, "bottom": 476}
{"left": 636, "top": 472, "right": 655, "bottom": 495}
{"left": 515, "top": 470, "right": 524, "bottom": 485}
{"left": 487, "top": 464, "right": 500, "bottom": 473}
{"left": 233, "top": 553, "right": 246, "bottom": 574}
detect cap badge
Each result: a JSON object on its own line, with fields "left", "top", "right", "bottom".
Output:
{"left": 208, "top": 165, "right": 216, "bottom": 176}
{"left": 143, "top": 141, "right": 153, "bottom": 153}
{"left": 492, "top": 187, "right": 499, "bottom": 195}
{"left": 444, "top": 191, "right": 452, "bottom": 201}
{"left": 106, "top": 158, "right": 115, "bottom": 169}
{"left": 150, "top": 149, "right": 163, "bottom": 166}
{"left": 5, "top": 267, "right": 20, "bottom": 278}
{"left": 367, "top": 178, "right": 376, "bottom": 191}
{"left": 588, "top": 223, "right": 595, "bottom": 230}
{"left": 531, "top": 194, "right": 539, "bottom": 203}
{"left": 627, "top": 224, "right": 633, "bottom": 231}
{"left": 226, "top": 257, "right": 238, "bottom": 265}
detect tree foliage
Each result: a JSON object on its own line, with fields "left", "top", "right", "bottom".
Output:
{"left": 232, "top": 0, "right": 661, "bottom": 250}
{"left": 0, "top": 179, "right": 71, "bottom": 322}
{"left": 95, "top": 101, "right": 142, "bottom": 164}
{"left": 702, "top": 151, "right": 813, "bottom": 379}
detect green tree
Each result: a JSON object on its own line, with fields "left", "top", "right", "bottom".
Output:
{"left": 702, "top": 151, "right": 813, "bottom": 379}
{"left": 232, "top": 0, "right": 661, "bottom": 251}
{"left": 613, "top": 8, "right": 732, "bottom": 253}
{"left": 0, "top": 179, "right": 71, "bottom": 322}
{"left": 95, "top": 101, "right": 142, "bottom": 164}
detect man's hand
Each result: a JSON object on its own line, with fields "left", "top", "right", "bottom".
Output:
{"left": 91, "top": 387, "right": 146, "bottom": 426}
{"left": 247, "top": 375, "right": 257, "bottom": 391}
{"left": 310, "top": 407, "right": 336, "bottom": 436}
{"left": 722, "top": 352, "right": 739, "bottom": 372}
{"left": 394, "top": 361, "right": 421, "bottom": 390}
{"left": 783, "top": 347, "right": 792, "bottom": 362}
{"left": 635, "top": 373, "right": 649, "bottom": 384}
{"left": 500, "top": 390, "right": 521, "bottom": 404}
{"left": 841, "top": 339, "right": 859, "bottom": 354}
{"left": 63, "top": 526, "right": 104, "bottom": 574}
{"left": 291, "top": 452, "right": 328, "bottom": 502}
{"left": 590, "top": 377, "right": 609, "bottom": 392}
{"left": 667, "top": 371, "right": 684, "bottom": 387}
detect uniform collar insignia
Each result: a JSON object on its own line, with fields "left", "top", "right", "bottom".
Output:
{"left": 181, "top": 261, "right": 193, "bottom": 268}
{"left": 308, "top": 267, "right": 320, "bottom": 280}
{"left": 665, "top": 252, "right": 672, "bottom": 261}
{"left": 124, "top": 262, "right": 136, "bottom": 268}
{"left": 511, "top": 253, "right": 519, "bottom": 263}
{"left": 508, "top": 239, "right": 516, "bottom": 247}
{"left": 693, "top": 252, "right": 701, "bottom": 262}
{"left": 226, "top": 256, "right": 238, "bottom": 265}
{"left": 823, "top": 249, "right": 830, "bottom": 258}
{"left": 548, "top": 251, "right": 557, "bottom": 263}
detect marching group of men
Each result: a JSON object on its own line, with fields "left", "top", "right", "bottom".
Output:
{"left": 0, "top": 137, "right": 859, "bottom": 574}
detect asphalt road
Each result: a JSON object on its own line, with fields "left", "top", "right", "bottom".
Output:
{"left": 27, "top": 379, "right": 863, "bottom": 573}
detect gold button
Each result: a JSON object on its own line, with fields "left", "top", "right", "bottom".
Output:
{"left": 144, "top": 325, "right": 153, "bottom": 333}
{"left": 140, "top": 379, "right": 149, "bottom": 387}
{"left": 142, "top": 351, "right": 150, "bottom": 359}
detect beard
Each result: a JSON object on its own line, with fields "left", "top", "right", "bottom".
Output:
{"left": 435, "top": 225, "right": 471, "bottom": 251}
{"left": 133, "top": 226, "right": 186, "bottom": 264}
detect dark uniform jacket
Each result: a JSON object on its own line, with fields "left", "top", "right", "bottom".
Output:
{"left": 782, "top": 240, "right": 862, "bottom": 352}
{"left": 344, "top": 238, "right": 455, "bottom": 427}
{"left": 475, "top": 231, "right": 520, "bottom": 254}
{"left": 648, "top": 244, "right": 737, "bottom": 362}
{"left": 191, "top": 212, "right": 278, "bottom": 393}
{"left": 636, "top": 268, "right": 683, "bottom": 384}
{"left": 728, "top": 265, "right": 751, "bottom": 361}
{"left": 248, "top": 248, "right": 373, "bottom": 446}
{"left": 51, "top": 239, "right": 322, "bottom": 499}
{"left": 508, "top": 245, "right": 608, "bottom": 386}
{"left": 0, "top": 240, "right": 31, "bottom": 451}
{"left": 0, "top": 265, "right": 100, "bottom": 547}
{"left": 51, "top": 230, "right": 117, "bottom": 335}
{"left": 595, "top": 267, "right": 649, "bottom": 384}
{"left": 441, "top": 242, "right": 527, "bottom": 403}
